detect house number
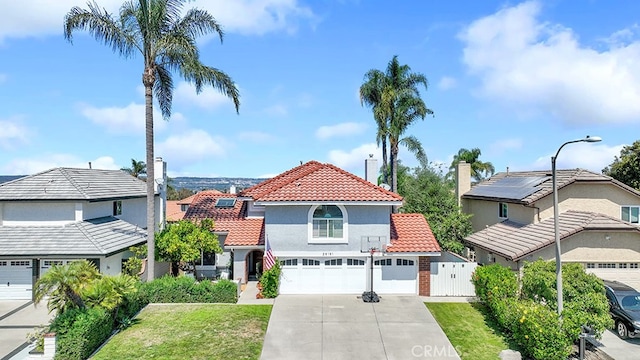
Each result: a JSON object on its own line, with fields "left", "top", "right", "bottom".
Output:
{"left": 322, "top": 252, "right": 334, "bottom": 256}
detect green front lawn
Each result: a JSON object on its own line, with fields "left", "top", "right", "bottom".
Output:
{"left": 426, "top": 302, "right": 515, "bottom": 360}
{"left": 92, "top": 304, "right": 272, "bottom": 360}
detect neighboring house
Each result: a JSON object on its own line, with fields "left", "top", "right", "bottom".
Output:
{"left": 184, "top": 159, "right": 441, "bottom": 295}
{"left": 0, "top": 158, "right": 167, "bottom": 300}
{"left": 457, "top": 162, "right": 640, "bottom": 285}
{"left": 166, "top": 193, "right": 197, "bottom": 222}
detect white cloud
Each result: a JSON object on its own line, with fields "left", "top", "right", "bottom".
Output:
{"left": 195, "top": 0, "right": 317, "bottom": 36}
{"left": 0, "top": 117, "right": 30, "bottom": 150}
{"left": 528, "top": 143, "right": 624, "bottom": 172}
{"left": 2, "top": 154, "right": 119, "bottom": 175}
{"left": 263, "top": 104, "right": 288, "bottom": 117}
{"left": 174, "top": 82, "right": 238, "bottom": 111}
{"left": 238, "top": 131, "right": 276, "bottom": 143}
{"left": 437, "top": 76, "right": 457, "bottom": 90}
{"left": 459, "top": 1, "right": 640, "bottom": 125}
{"left": 79, "top": 102, "right": 172, "bottom": 135}
{"left": 327, "top": 143, "right": 381, "bottom": 173}
{"left": 0, "top": 0, "right": 315, "bottom": 42}
{"left": 316, "top": 122, "right": 368, "bottom": 140}
{"left": 157, "top": 129, "right": 230, "bottom": 169}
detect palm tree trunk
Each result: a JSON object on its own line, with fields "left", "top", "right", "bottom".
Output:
{"left": 390, "top": 139, "right": 399, "bottom": 213}
{"left": 381, "top": 137, "right": 389, "bottom": 185}
{"left": 144, "top": 69, "right": 156, "bottom": 281}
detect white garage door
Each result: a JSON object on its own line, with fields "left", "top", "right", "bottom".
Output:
{"left": 279, "top": 258, "right": 367, "bottom": 294}
{"left": 0, "top": 260, "right": 33, "bottom": 300}
{"left": 40, "top": 259, "right": 76, "bottom": 276}
{"left": 373, "top": 257, "right": 417, "bottom": 294}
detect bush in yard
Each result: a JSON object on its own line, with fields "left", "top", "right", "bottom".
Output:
{"left": 49, "top": 307, "right": 113, "bottom": 360}
{"left": 510, "top": 299, "right": 571, "bottom": 360}
{"left": 522, "top": 259, "right": 612, "bottom": 342}
{"left": 139, "top": 275, "right": 237, "bottom": 303}
{"left": 259, "top": 260, "right": 281, "bottom": 298}
{"left": 471, "top": 264, "right": 518, "bottom": 305}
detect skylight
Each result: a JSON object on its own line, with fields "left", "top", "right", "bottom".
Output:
{"left": 215, "top": 198, "right": 236, "bottom": 208}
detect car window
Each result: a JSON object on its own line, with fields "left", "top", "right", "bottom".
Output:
{"left": 605, "top": 290, "right": 617, "bottom": 306}
{"left": 620, "top": 295, "right": 640, "bottom": 310}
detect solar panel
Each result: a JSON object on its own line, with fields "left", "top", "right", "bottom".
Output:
{"left": 215, "top": 198, "right": 236, "bottom": 208}
{"left": 466, "top": 176, "right": 550, "bottom": 200}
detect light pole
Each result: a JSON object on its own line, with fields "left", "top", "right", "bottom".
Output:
{"left": 552, "top": 135, "right": 601, "bottom": 315}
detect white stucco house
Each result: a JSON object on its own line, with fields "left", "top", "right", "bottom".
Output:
{"left": 184, "top": 160, "right": 442, "bottom": 295}
{"left": 0, "top": 158, "right": 167, "bottom": 300}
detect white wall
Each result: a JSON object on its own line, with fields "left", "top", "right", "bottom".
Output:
{"left": 2, "top": 202, "right": 76, "bottom": 225}
{"left": 102, "top": 253, "right": 125, "bottom": 275}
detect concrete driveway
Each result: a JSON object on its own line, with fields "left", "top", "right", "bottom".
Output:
{"left": 0, "top": 301, "right": 54, "bottom": 360}
{"left": 260, "top": 295, "right": 460, "bottom": 360}
{"left": 590, "top": 329, "right": 640, "bottom": 360}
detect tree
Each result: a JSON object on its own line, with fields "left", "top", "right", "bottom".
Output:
{"left": 360, "top": 56, "right": 432, "bottom": 194}
{"left": 121, "top": 158, "right": 146, "bottom": 179}
{"left": 398, "top": 163, "right": 472, "bottom": 254}
{"left": 155, "top": 218, "right": 222, "bottom": 278}
{"left": 34, "top": 260, "right": 101, "bottom": 314}
{"left": 603, "top": 140, "right": 640, "bottom": 189}
{"left": 448, "top": 148, "right": 495, "bottom": 183}
{"left": 65, "top": 0, "right": 240, "bottom": 281}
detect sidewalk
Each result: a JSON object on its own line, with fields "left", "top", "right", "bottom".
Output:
{"left": 237, "top": 281, "right": 275, "bottom": 305}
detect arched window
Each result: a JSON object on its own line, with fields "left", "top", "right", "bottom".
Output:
{"left": 312, "top": 205, "right": 343, "bottom": 238}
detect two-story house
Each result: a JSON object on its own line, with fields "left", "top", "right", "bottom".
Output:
{"left": 185, "top": 160, "right": 441, "bottom": 296}
{"left": 0, "top": 158, "right": 167, "bottom": 300}
{"left": 456, "top": 162, "right": 640, "bottom": 286}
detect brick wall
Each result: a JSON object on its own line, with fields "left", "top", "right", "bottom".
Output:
{"left": 418, "top": 256, "right": 431, "bottom": 296}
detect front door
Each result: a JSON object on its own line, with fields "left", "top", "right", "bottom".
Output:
{"left": 246, "top": 250, "right": 264, "bottom": 281}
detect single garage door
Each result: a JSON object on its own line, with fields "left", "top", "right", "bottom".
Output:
{"left": 279, "top": 258, "right": 367, "bottom": 294}
{"left": 0, "top": 260, "right": 33, "bottom": 300}
{"left": 40, "top": 259, "right": 76, "bottom": 276}
{"left": 373, "top": 257, "right": 417, "bottom": 294}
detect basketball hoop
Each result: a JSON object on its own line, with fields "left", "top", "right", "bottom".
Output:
{"left": 362, "top": 246, "right": 380, "bottom": 303}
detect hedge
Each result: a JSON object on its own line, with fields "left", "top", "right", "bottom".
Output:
{"left": 49, "top": 307, "right": 113, "bottom": 360}
{"left": 138, "top": 275, "right": 238, "bottom": 303}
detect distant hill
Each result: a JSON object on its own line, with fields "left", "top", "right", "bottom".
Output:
{"left": 0, "top": 175, "right": 25, "bottom": 184}
{"left": 169, "top": 177, "right": 268, "bottom": 193}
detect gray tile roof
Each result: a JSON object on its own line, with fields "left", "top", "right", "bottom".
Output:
{"left": 0, "top": 168, "right": 147, "bottom": 201}
{"left": 464, "top": 210, "right": 640, "bottom": 261}
{"left": 0, "top": 216, "right": 147, "bottom": 257}
{"left": 462, "top": 169, "right": 640, "bottom": 204}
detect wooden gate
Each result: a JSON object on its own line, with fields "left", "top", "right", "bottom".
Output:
{"left": 430, "top": 261, "right": 477, "bottom": 296}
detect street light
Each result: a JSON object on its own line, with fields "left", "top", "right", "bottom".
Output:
{"left": 552, "top": 135, "right": 601, "bottom": 315}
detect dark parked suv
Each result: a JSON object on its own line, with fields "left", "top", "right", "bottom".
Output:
{"left": 603, "top": 280, "right": 640, "bottom": 339}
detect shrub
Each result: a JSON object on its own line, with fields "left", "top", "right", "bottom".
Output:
{"left": 510, "top": 300, "right": 571, "bottom": 360}
{"left": 259, "top": 261, "right": 282, "bottom": 298}
{"left": 139, "top": 275, "right": 237, "bottom": 303}
{"left": 471, "top": 264, "right": 518, "bottom": 305}
{"left": 50, "top": 307, "right": 113, "bottom": 360}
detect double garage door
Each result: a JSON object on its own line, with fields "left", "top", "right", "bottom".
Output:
{"left": 0, "top": 259, "right": 80, "bottom": 300}
{"left": 279, "top": 257, "right": 417, "bottom": 295}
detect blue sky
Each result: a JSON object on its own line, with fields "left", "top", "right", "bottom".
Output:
{"left": 1, "top": 0, "right": 638, "bottom": 179}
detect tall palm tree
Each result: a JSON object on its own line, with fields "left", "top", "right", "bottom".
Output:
{"left": 34, "top": 260, "right": 101, "bottom": 314}
{"left": 65, "top": 0, "right": 240, "bottom": 281}
{"left": 448, "top": 148, "right": 495, "bottom": 182}
{"left": 121, "top": 158, "right": 146, "bottom": 178}
{"left": 361, "top": 56, "right": 432, "bottom": 195}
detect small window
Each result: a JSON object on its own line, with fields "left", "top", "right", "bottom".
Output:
{"left": 0, "top": 261, "right": 6, "bottom": 266}
{"left": 621, "top": 206, "right": 640, "bottom": 223}
{"left": 280, "top": 259, "right": 298, "bottom": 267}
{"left": 597, "top": 263, "right": 616, "bottom": 269}
{"left": 586, "top": 263, "right": 595, "bottom": 269}
{"left": 325, "top": 259, "right": 342, "bottom": 266}
{"left": 498, "top": 202, "right": 508, "bottom": 218}
{"left": 374, "top": 259, "right": 392, "bottom": 266}
{"left": 198, "top": 252, "right": 215, "bottom": 266}
{"left": 347, "top": 259, "right": 365, "bottom": 266}
{"left": 43, "top": 260, "right": 64, "bottom": 267}
{"left": 302, "top": 259, "right": 320, "bottom": 266}
{"left": 10, "top": 260, "right": 30, "bottom": 266}
{"left": 312, "top": 205, "right": 343, "bottom": 238}
{"left": 215, "top": 198, "right": 236, "bottom": 208}
{"left": 396, "top": 259, "right": 415, "bottom": 266}
{"left": 180, "top": 204, "right": 189, "bottom": 212}
{"left": 113, "top": 200, "right": 122, "bottom": 216}
{"left": 620, "top": 263, "right": 628, "bottom": 269}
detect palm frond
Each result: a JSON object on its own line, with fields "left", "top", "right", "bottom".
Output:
{"left": 154, "top": 64, "right": 174, "bottom": 119}
{"left": 401, "top": 135, "right": 428, "bottom": 169}
{"left": 181, "top": 60, "right": 240, "bottom": 113}
{"left": 178, "top": 8, "right": 224, "bottom": 41}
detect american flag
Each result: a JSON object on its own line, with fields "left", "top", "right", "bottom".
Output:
{"left": 263, "top": 236, "right": 276, "bottom": 270}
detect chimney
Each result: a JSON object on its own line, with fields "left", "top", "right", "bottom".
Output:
{"left": 230, "top": 185, "right": 236, "bottom": 194}
{"left": 364, "top": 154, "right": 378, "bottom": 185}
{"left": 455, "top": 161, "right": 471, "bottom": 206}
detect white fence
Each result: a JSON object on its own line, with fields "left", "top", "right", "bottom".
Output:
{"left": 430, "top": 261, "right": 477, "bottom": 296}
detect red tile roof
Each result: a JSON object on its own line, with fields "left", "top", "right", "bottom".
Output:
{"left": 184, "top": 190, "right": 244, "bottom": 220}
{"left": 217, "top": 218, "right": 264, "bottom": 246}
{"left": 241, "top": 161, "right": 402, "bottom": 202}
{"left": 166, "top": 194, "right": 198, "bottom": 222}
{"left": 388, "top": 213, "right": 441, "bottom": 253}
